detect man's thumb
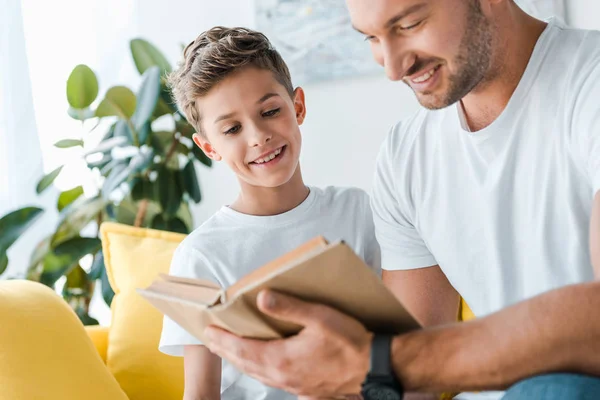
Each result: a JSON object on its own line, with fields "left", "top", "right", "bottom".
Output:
{"left": 257, "top": 289, "right": 324, "bottom": 327}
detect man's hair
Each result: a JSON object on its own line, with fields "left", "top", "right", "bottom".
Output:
{"left": 167, "top": 26, "right": 294, "bottom": 135}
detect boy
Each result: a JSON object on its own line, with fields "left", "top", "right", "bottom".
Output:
{"left": 159, "top": 26, "right": 380, "bottom": 400}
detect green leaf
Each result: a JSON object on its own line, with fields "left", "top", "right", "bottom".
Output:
{"left": 100, "top": 263, "right": 115, "bottom": 306}
{"left": 192, "top": 144, "right": 212, "bottom": 167}
{"left": 67, "top": 107, "right": 95, "bottom": 121}
{"left": 156, "top": 166, "right": 182, "bottom": 218}
{"left": 54, "top": 139, "right": 83, "bottom": 148}
{"left": 153, "top": 98, "right": 174, "bottom": 119}
{"left": 150, "top": 131, "right": 175, "bottom": 155}
{"left": 77, "top": 310, "right": 100, "bottom": 326}
{"left": 113, "top": 197, "right": 161, "bottom": 226}
{"left": 130, "top": 178, "right": 155, "bottom": 202}
{"left": 176, "top": 202, "right": 194, "bottom": 233}
{"left": 138, "top": 121, "right": 151, "bottom": 145}
{"left": 101, "top": 161, "right": 130, "bottom": 199}
{"left": 36, "top": 165, "right": 64, "bottom": 194}
{"left": 132, "top": 66, "right": 161, "bottom": 131}
{"left": 27, "top": 235, "right": 52, "bottom": 279}
{"left": 41, "top": 237, "right": 102, "bottom": 287}
{"left": 95, "top": 86, "right": 136, "bottom": 119}
{"left": 113, "top": 120, "right": 134, "bottom": 144}
{"left": 66, "top": 64, "right": 99, "bottom": 109}
{"left": 54, "top": 237, "right": 102, "bottom": 257}
{"left": 52, "top": 197, "right": 106, "bottom": 245}
{"left": 57, "top": 186, "right": 84, "bottom": 211}
{"left": 181, "top": 161, "right": 201, "bottom": 203}
{"left": 0, "top": 207, "right": 44, "bottom": 274}
{"left": 151, "top": 214, "right": 188, "bottom": 234}
{"left": 130, "top": 38, "right": 172, "bottom": 75}
{"left": 176, "top": 119, "right": 196, "bottom": 139}
{"left": 88, "top": 250, "right": 104, "bottom": 280}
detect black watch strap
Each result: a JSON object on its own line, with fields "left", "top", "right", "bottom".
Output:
{"left": 361, "top": 334, "right": 404, "bottom": 399}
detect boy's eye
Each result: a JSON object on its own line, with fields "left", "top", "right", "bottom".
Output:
{"left": 224, "top": 125, "right": 241, "bottom": 135}
{"left": 262, "top": 108, "right": 280, "bottom": 117}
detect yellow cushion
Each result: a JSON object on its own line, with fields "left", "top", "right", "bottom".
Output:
{"left": 100, "top": 222, "right": 186, "bottom": 400}
{"left": 459, "top": 298, "right": 475, "bottom": 321}
{"left": 0, "top": 280, "right": 128, "bottom": 400}
{"left": 85, "top": 325, "right": 110, "bottom": 363}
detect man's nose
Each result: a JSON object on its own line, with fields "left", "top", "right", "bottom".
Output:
{"left": 381, "top": 40, "right": 413, "bottom": 82}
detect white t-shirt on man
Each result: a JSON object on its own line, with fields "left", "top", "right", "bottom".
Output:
{"left": 372, "top": 17, "right": 600, "bottom": 318}
{"left": 159, "top": 186, "right": 380, "bottom": 400}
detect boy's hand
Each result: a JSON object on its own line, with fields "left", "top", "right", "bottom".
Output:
{"left": 204, "top": 290, "right": 372, "bottom": 397}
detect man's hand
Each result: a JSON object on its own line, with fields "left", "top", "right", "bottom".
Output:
{"left": 204, "top": 290, "right": 372, "bottom": 398}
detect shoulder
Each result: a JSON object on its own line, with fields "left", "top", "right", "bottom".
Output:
{"left": 174, "top": 209, "right": 234, "bottom": 257}
{"left": 310, "top": 186, "right": 374, "bottom": 224}
{"left": 312, "top": 185, "right": 371, "bottom": 209}
{"left": 377, "top": 108, "right": 447, "bottom": 167}
{"left": 549, "top": 23, "right": 600, "bottom": 91}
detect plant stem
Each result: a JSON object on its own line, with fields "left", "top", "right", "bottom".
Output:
{"left": 164, "top": 133, "right": 179, "bottom": 164}
{"left": 134, "top": 199, "right": 148, "bottom": 227}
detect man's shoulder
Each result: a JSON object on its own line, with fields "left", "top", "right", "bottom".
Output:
{"left": 379, "top": 108, "right": 450, "bottom": 162}
{"left": 550, "top": 22, "right": 600, "bottom": 77}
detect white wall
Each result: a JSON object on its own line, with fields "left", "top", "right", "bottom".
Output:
{"left": 131, "top": 0, "right": 420, "bottom": 225}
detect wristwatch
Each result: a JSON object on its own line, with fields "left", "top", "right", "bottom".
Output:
{"left": 361, "top": 334, "right": 404, "bottom": 400}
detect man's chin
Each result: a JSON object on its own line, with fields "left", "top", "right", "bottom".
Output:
{"left": 415, "top": 92, "right": 456, "bottom": 111}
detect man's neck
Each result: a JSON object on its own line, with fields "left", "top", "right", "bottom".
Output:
{"left": 461, "top": 7, "right": 548, "bottom": 132}
{"left": 231, "top": 166, "right": 310, "bottom": 216}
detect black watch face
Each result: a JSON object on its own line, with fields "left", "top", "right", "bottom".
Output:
{"left": 363, "top": 384, "right": 402, "bottom": 400}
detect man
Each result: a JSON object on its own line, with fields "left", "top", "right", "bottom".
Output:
{"left": 203, "top": 0, "right": 600, "bottom": 398}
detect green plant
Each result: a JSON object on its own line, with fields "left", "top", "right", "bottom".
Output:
{"left": 0, "top": 39, "right": 211, "bottom": 324}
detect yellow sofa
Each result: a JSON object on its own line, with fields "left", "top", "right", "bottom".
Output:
{"left": 0, "top": 222, "right": 474, "bottom": 400}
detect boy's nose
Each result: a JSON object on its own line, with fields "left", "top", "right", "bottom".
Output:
{"left": 248, "top": 127, "right": 272, "bottom": 147}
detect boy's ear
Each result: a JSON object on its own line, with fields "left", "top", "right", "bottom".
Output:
{"left": 192, "top": 133, "right": 221, "bottom": 161}
{"left": 293, "top": 87, "right": 306, "bottom": 125}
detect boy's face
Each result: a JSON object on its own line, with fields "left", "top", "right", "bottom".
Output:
{"left": 193, "top": 67, "right": 305, "bottom": 188}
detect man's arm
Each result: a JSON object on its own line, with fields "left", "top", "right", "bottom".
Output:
{"left": 204, "top": 280, "right": 600, "bottom": 397}
{"left": 183, "top": 345, "right": 221, "bottom": 400}
{"left": 383, "top": 267, "right": 460, "bottom": 327}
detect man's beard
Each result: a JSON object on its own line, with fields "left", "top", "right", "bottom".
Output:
{"left": 410, "top": 0, "right": 494, "bottom": 110}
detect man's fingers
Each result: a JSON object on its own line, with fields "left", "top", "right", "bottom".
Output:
{"left": 204, "top": 325, "right": 285, "bottom": 382}
{"left": 257, "top": 289, "right": 330, "bottom": 327}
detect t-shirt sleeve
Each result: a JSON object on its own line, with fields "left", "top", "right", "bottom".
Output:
{"left": 158, "top": 241, "right": 218, "bottom": 356}
{"left": 572, "top": 61, "right": 600, "bottom": 196}
{"left": 360, "top": 192, "right": 382, "bottom": 276}
{"left": 371, "top": 128, "right": 438, "bottom": 271}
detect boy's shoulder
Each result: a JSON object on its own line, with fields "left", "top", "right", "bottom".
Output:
{"left": 312, "top": 185, "right": 370, "bottom": 209}
{"left": 175, "top": 208, "right": 235, "bottom": 253}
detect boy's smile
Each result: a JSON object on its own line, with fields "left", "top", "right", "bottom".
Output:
{"left": 192, "top": 66, "right": 306, "bottom": 189}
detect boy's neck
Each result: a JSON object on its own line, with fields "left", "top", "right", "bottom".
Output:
{"left": 231, "top": 166, "right": 310, "bottom": 216}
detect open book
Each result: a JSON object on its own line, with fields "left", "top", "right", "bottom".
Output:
{"left": 137, "top": 237, "right": 420, "bottom": 345}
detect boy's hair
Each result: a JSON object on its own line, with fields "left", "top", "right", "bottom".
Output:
{"left": 167, "top": 26, "right": 294, "bottom": 136}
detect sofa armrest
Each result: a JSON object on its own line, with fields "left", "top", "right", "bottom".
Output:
{"left": 85, "top": 325, "right": 109, "bottom": 363}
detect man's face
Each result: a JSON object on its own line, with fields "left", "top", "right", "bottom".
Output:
{"left": 193, "top": 67, "right": 305, "bottom": 189}
{"left": 347, "top": 0, "right": 493, "bottom": 109}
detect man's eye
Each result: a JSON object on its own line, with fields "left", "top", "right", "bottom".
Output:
{"left": 224, "top": 125, "right": 240, "bottom": 135}
{"left": 400, "top": 20, "right": 422, "bottom": 30}
{"left": 262, "top": 108, "right": 280, "bottom": 117}
{"left": 364, "top": 35, "right": 376, "bottom": 42}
